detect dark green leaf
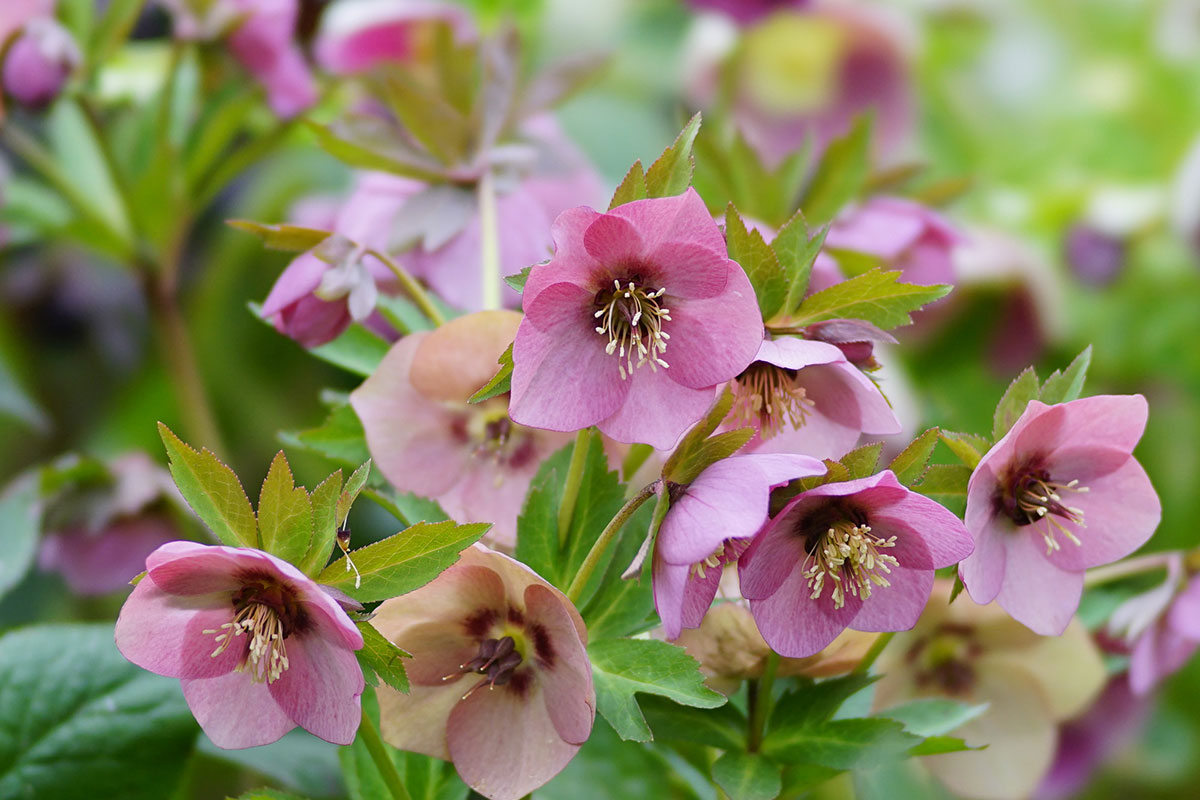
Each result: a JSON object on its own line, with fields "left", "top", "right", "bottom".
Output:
{"left": 839, "top": 442, "right": 883, "bottom": 480}
{"left": 769, "top": 675, "right": 877, "bottom": 729}
{"left": 1039, "top": 345, "right": 1093, "bottom": 405}
{"left": 788, "top": 269, "right": 952, "bottom": 330}
{"left": 800, "top": 115, "right": 871, "bottom": 225}
{"left": 637, "top": 695, "right": 746, "bottom": 751}
{"left": 158, "top": 422, "right": 258, "bottom": 548}
{"left": 726, "top": 205, "right": 787, "bottom": 319}
{"left": 992, "top": 366, "right": 1040, "bottom": 441}
{"left": 0, "top": 473, "right": 41, "bottom": 599}
{"left": 318, "top": 520, "right": 490, "bottom": 602}
{"left": 589, "top": 638, "right": 725, "bottom": 742}
{"left": 644, "top": 113, "right": 702, "bottom": 199}
{"left": 227, "top": 220, "right": 331, "bottom": 252}
{"left": 0, "top": 625, "right": 197, "bottom": 799}
{"left": 711, "top": 751, "right": 782, "bottom": 800}
{"left": 229, "top": 790, "right": 312, "bottom": 800}
{"left": 356, "top": 622, "right": 410, "bottom": 694}
{"left": 888, "top": 428, "right": 940, "bottom": 486}
{"left": 468, "top": 343, "right": 514, "bottom": 404}
{"left": 257, "top": 451, "right": 314, "bottom": 565}
{"left": 912, "top": 464, "right": 972, "bottom": 517}
{"left": 761, "top": 717, "right": 918, "bottom": 770}
{"left": 279, "top": 403, "right": 372, "bottom": 470}
{"left": 780, "top": 763, "right": 842, "bottom": 794}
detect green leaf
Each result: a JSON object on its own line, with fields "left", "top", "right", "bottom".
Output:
{"left": 46, "top": 100, "right": 133, "bottom": 246}
{"left": 780, "top": 763, "right": 842, "bottom": 794}
{"left": 670, "top": 428, "right": 756, "bottom": 486}
{"left": 769, "top": 675, "right": 877, "bottom": 728}
{"left": 608, "top": 160, "right": 649, "bottom": 210}
{"left": 799, "top": 114, "right": 871, "bottom": 225}
{"left": 948, "top": 572, "right": 966, "bottom": 604}
{"left": 906, "top": 735, "right": 980, "bottom": 756}
{"left": 305, "top": 120, "right": 446, "bottom": 183}
{"left": 878, "top": 699, "right": 988, "bottom": 738}
{"left": 761, "top": 717, "right": 918, "bottom": 770}
{"left": 337, "top": 460, "right": 373, "bottom": 528}
{"left": 711, "top": 751, "right": 782, "bottom": 800}
{"left": 468, "top": 343, "right": 514, "bottom": 404}
{"left": 839, "top": 442, "right": 883, "bottom": 480}
{"left": 298, "top": 469, "right": 342, "bottom": 577}
{"left": 227, "top": 219, "right": 331, "bottom": 252}
{"left": 888, "top": 428, "right": 940, "bottom": 486}
{"left": 992, "top": 366, "right": 1040, "bottom": 441}
{"left": 256, "top": 451, "right": 314, "bottom": 565}
{"left": 318, "top": 520, "right": 490, "bottom": 602}
{"left": 0, "top": 624, "right": 198, "bottom": 799}
{"left": 356, "top": 621, "right": 411, "bottom": 694}
{"left": 504, "top": 265, "right": 533, "bottom": 293}
{"left": 1039, "top": 345, "right": 1093, "bottom": 405}
{"left": 913, "top": 464, "right": 973, "bottom": 517}
{"left": 774, "top": 212, "right": 829, "bottom": 316}
{"left": 637, "top": 695, "right": 746, "bottom": 750}
{"left": 726, "top": 205, "right": 787, "bottom": 319}
{"left": 229, "top": 790, "right": 312, "bottom": 800}
{"left": 0, "top": 473, "right": 41, "bottom": 599}
{"left": 589, "top": 638, "right": 724, "bottom": 742}
{"left": 279, "top": 402, "right": 372, "bottom": 470}
{"left": 0, "top": 354, "right": 48, "bottom": 432}
{"left": 87, "top": 0, "right": 145, "bottom": 72}
{"left": 644, "top": 113, "right": 702, "bottom": 199}
{"left": 788, "top": 269, "right": 952, "bottom": 330}
{"left": 938, "top": 430, "right": 990, "bottom": 471}
{"left": 662, "top": 388, "right": 737, "bottom": 484}
{"left": 158, "top": 423, "right": 258, "bottom": 548}
{"left": 309, "top": 324, "right": 391, "bottom": 378}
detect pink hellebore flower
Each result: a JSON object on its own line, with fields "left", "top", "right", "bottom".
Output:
{"left": 314, "top": 0, "right": 475, "bottom": 74}
{"left": 373, "top": 544, "right": 594, "bottom": 800}
{"left": 730, "top": 336, "right": 900, "bottom": 459}
{"left": 350, "top": 311, "right": 566, "bottom": 548}
{"left": 227, "top": 0, "right": 318, "bottom": 118}
{"left": 2, "top": 16, "right": 80, "bottom": 108}
{"left": 510, "top": 188, "right": 763, "bottom": 449}
{"left": 653, "top": 453, "right": 826, "bottom": 639}
{"left": 740, "top": 470, "right": 974, "bottom": 657}
{"left": 688, "top": 0, "right": 811, "bottom": 25}
{"left": 1110, "top": 554, "right": 1200, "bottom": 694}
{"left": 959, "top": 396, "right": 1161, "bottom": 636}
{"left": 824, "top": 196, "right": 961, "bottom": 287}
{"left": 114, "top": 541, "right": 365, "bottom": 748}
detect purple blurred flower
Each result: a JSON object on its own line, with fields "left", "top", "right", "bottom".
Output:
{"left": 825, "top": 197, "right": 961, "bottom": 287}
{"left": 2, "top": 16, "right": 79, "bottom": 108}
{"left": 314, "top": 0, "right": 475, "bottom": 74}
{"left": 1063, "top": 223, "right": 1126, "bottom": 287}
{"left": 688, "top": 0, "right": 810, "bottom": 25}
{"left": 1106, "top": 554, "right": 1200, "bottom": 694}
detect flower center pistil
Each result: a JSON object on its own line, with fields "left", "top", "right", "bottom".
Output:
{"left": 1006, "top": 469, "right": 1089, "bottom": 554}
{"left": 731, "top": 362, "right": 815, "bottom": 438}
{"left": 803, "top": 520, "right": 899, "bottom": 609}
{"left": 594, "top": 279, "right": 671, "bottom": 380}
{"left": 444, "top": 635, "right": 525, "bottom": 700}
{"left": 204, "top": 601, "right": 290, "bottom": 683}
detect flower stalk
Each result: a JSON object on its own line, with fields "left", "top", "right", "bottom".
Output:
{"left": 566, "top": 481, "right": 659, "bottom": 605}
{"left": 357, "top": 709, "right": 413, "bottom": 800}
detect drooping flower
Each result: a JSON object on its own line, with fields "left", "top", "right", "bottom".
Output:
{"left": 2, "top": 16, "right": 79, "bottom": 108}
{"left": 874, "top": 581, "right": 1106, "bottom": 800}
{"left": 958, "top": 396, "right": 1161, "bottom": 636}
{"left": 824, "top": 196, "right": 960, "bottom": 288}
{"left": 373, "top": 544, "right": 594, "bottom": 800}
{"left": 739, "top": 470, "right": 974, "bottom": 657}
{"left": 115, "top": 541, "right": 365, "bottom": 748}
{"left": 729, "top": 336, "right": 900, "bottom": 459}
{"left": 1106, "top": 553, "right": 1200, "bottom": 694}
{"left": 314, "top": 0, "right": 476, "bottom": 74}
{"left": 350, "top": 311, "right": 567, "bottom": 548}
{"left": 653, "top": 453, "right": 826, "bottom": 639}
{"left": 510, "top": 187, "right": 763, "bottom": 449}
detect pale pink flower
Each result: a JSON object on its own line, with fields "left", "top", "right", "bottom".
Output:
{"left": 314, "top": 0, "right": 475, "bottom": 74}
{"left": 824, "top": 197, "right": 960, "bottom": 287}
{"left": 115, "top": 541, "right": 365, "bottom": 748}
{"left": 350, "top": 311, "right": 567, "bottom": 548}
{"left": 2, "top": 16, "right": 79, "bottom": 108}
{"left": 373, "top": 544, "right": 594, "bottom": 800}
{"left": 1110, "top": 554, "right": 1200, "bottom": 694}
{"left": 959, "top": 396, "right": 1161, "bottom": 636}
{"left": 740, "top": 470, "right": 973, "bottom": 657}
{"left": 0, "top": 0, "right": 51, "bottom": 46}
{"left": 653, "top": 453, "right": 825, "bottom": 639}
{"left": 729, "top": 336, "right": 900, "bottom": 459}
{"left": 510, "top": 188, "right": 763, "bottom": 448}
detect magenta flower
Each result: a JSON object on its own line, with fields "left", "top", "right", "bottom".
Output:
{"left": 653, "top": 453, "right": 826, "bottom": 640}
{"left": 314, "top": 0, "right": 476, "bottom": 75}
{"left": 2, "top": 16, "right": 79, "bottom": 108}
{"left": 824, "top": 197, "right": 960, "bottom": 288}
{"left": 115, "top": 541, "right": 365, "bottom": 748}
{"left": 730, "top": 336, "right": 900, "bottom": 459}
{"left": 373, "top": 545, "right": 594, "bottom": 800}
{"left": 510, "top": 187, "right": 763, "bottom": 448}
{"left": 739, "top": 470, "right": 973, "bottom": 657}
{"left": 350, "top": 311, "right": 567, "bottom": 548}
{"left": 688, "top": 0, "right": 810, "bottom": 25}
{"left": 959, "top": 396, "right": 1162, "bottom": 636}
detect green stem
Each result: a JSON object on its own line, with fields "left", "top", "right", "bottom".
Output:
{"left": 557, "top": 429, "right": 592, "bottom": 549}
{"left": 853, "top": 631, "right": 895, "bottom": 675}
{"left": 747, "top": 650, "right": 779, "bottom": 752}
{"left": 192, "top": 119, "right": 296, "bottom": 209}
{"left": 1084, "top": 552, "right": 1176, "bottom": 588}
{"left": 566, "top": 482, "right": 658, "bottom": 605}
{"left": 369, "top": 248, "right": 447, "bottom": 327}
{"left": 478, "top": 169, "right": 502, "bottom": 311}
{"left": 357, "top": 709, "right": 413, "bottom": 800}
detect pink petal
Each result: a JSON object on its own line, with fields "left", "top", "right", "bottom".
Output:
{"left": 748, "top": 561, "right": 863, "bottom": 658}
{"left": 1168, "top": 578, "right": 1200, "bottom": 639}
{"left": 1129, "top": 621, "right": 1197, "bottom": 695}
{"left": 378, "top": 679, "right": 465, "bottom": 759}
{"left": 525, "top": 583, "right": 595, "bottom": 745}
{"left": 754, "top": 337, "right": 845, "bottom": 370}
{"left": 522, "top": 206, "right": 603, "bottom": 303}
{"left": 447, "top": 681, "right": 581, "bottom": 800}
{"left": 1044, "top": 456, "right": 1160, "bottom": 572}
{"left": 145, "top": 542, "right": 256, "bottom": 596}
{"left": 994, "top": 531, "right": 1084, "bottom": 636}
{"left": 583, "top": 212, "right": 646, "bottom": 266}
{"left": 826, "top": 202, "right": 926, "bottom": 260}
{"left": 1013, "top": 396, "right": 1148, "bottom": 459}
{"left": 869, "top": 498, "right": 974, "bottom": 569}
{"left": 115, "top": 578, "right": 241, "bottom": 679}
{"left": 653, "top": 555, "right": 722, "bottom": 641}
{"left": 849, "top": 565, "right": 932, "bottom": 633}
{"left": 261, "top": 253, "right": 325, "bottom": 317}
{"left": 609, "top": 187, "right": 725, "bottom": 256}
{"left": 643, "top": 241, "right": 734, "bottom": 299}
{"left": 961, "top": 464, "right": 1007, "bottom": 604}
{"left": 596, "top": 367, "right": 714, "bottom": 449}
{"left": 182, "top": 670, "right": 296, "bottom": 749}
{"left": 42, "top": 516, "right": 177, "bottom": 595}
{"left": 390, "top": 619, "right": 480, "bottom": 687}
{"left": 268, "top": 633, "right": 364, "bottom": 745}
{"left": 738, "top": 511, "right": 807, "bottom": 601}
{"left": 656, "top": 266, "right": 763, "bottom": 390}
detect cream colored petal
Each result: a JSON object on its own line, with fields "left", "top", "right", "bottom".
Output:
{"left": 979, "top": 617, "right": 1105, "bottom": 721}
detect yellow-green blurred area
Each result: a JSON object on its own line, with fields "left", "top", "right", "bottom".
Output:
{"left": 2, "top": 0, "right": 1200, "bottom": 798}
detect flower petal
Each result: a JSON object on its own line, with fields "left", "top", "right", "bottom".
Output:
{"left": 525, "top": 583, "right": 595, "bottom": 745}
{"left": 115, "top": 577, "right": 242, "bottom": 679}
{"left": 583, "top": 212, "right": 646, "bottom": 266}
{"left": 182, "top": 670, "right": 296, "bottom": 749}
{"left": 378, "top": 679, "right": 466, "bottom": 760}
{"left": 597, "top": 367, "right": 714, "bottom": 449}
{"left": 849, "top": 565, "right": 932, "bottom": 633}
{"left": 994, "top": 530, "right": 1084, "bottom": 636}
{"left": 653, "top": 555, "right": 722, "bottom": 641}
{"left": 268, "top": 632, "right": 364, "bottom": 746}
{"left": 522, "top": 206, "right": 603, "bottom": 303}
{"left": 748, "top": 562, "right": 863, "bottom": 658}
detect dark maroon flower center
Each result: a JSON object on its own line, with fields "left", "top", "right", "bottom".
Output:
{"left": 791, "top": 501, "right": 898, "bottom": 609}
{"left": 203, "top": 573, "right": 311, "bottom": 684}
{"left": 996, "top": 460, "right": 1088, "bottom": 552}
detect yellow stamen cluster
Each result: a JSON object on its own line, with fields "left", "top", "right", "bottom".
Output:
{"left": 204, "top": 602, "right": 290, "bottom": 684}
{"left": 689, "top": 542, "right": 728, "bottom": 580}
{"left": 731, "top": 362, "right": 815, "bottom": 438}
{"left": 1016, "top": 477, "right": 1089, "bottom": 554}
{"left": 803, "top": 522, "right": 899, "bottom": 609}
{"left": 594, "top": 279, "right": 671, "bottom": 380}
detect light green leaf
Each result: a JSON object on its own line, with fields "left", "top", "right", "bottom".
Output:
{"left": 788, "top": 269, "right": 952, "bottom": 330}
{"left": 298, "top": 470, "right": 342, "bottom": 577}
{"left": 1039, "top": 345, "right": 1093, "bottom": 405}
{"left": 761, "top": 717, "right": 918, "bottom": 770}
{"left": 309, "top": 324, "right": 391, "bottom": 378}
{"left": 257, "top": 451, "right": 313, "bottom": 565}
{"left": 356, "top": 621, "right": 410, "bottom": 694}
{"left": 608, "top": 160, "right": 648, "bottom": 210}
{"left": 774, "top": 212, "right": 828, "bottom": 316}
{"left": 876, "top": 699, "right": 988, "bottom": 738}
{"left": 87, "top": 0, "right": 144, "bottom": 70}
{"left": 0, "top": 625, "right": 198, "bottom": 799}
{"left": 504, "top": 266, "right": 532, "bottom": 293}
{"left": 278, "top": 401, "right": 372, "bottom": 469}
{"left": 888, "top": 428, "right": 940, "bottom": 486}
{"left": 711, "top": 751, "right": 782, "bottom": 800}
{"left": 839, "top": 442, "right": 883, "bottom": 480}
{"left": 318, "top": 520, "right": 490, "bottom": 602}
{"left": 337, "top": 460, "right": 372, "bottom": 528}
{"left": 938, "top": 430, "right": 990, "bottom": 471}
{"left": 227, "top": 220, "right": 331, "bottom": 252}
{"left": 726, "top": 205, "right": 787, "bottom": 319}
{"left": 913, "top": 464, "right": 973, "bottom": 517}
{"left": 0, "top": 354, "right": 49, "bottom": 432}
{"left": 0, "top": 473, "right": 41, "bottom": 599}
{"left": 468, "top": 343, "right": 513, "bottom": 404}
{"left": 644, "top": 113, "right": 702, "bottom": 199}
{"left": 992, "top": 366, "right": 1040, "bottom": 441}
{"left": 800, "top": 114, "right": 871, "bottom": 225}
{"left": 906, "top": 735, "right": 981, "bottom": 756}
{"left": 589, "top": 638, "right": 725, "bottom": 742}
{"left": 158, "top": 422, "right": 258, "bottom": 548}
